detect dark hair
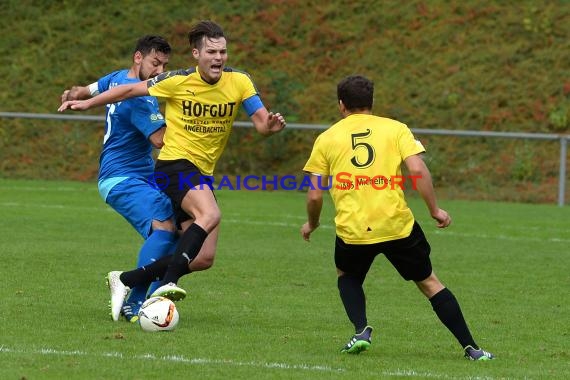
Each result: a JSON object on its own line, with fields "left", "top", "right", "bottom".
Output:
{"left": 188, "top": 20, "right": 225, "bottom": 49}
{"left": 134, "top": 35, "right": 171, "bottom": 56}
{"left": 337, "top": 75, "right": 374, "bottom": 111}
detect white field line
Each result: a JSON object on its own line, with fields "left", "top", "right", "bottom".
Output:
{"left": 428, "top": 228, "right": 570, "bottom": 243}
{"left": 1, "top": 201, "right": 567, "bottom": 243}
{"left": 0, "top": 185, "right": 93, "bottom": 192}
{"left": 0, "top": 345, "right": 501, "bottom": 379}
{"left": 223, "top": 218, "right": 335, "bottom": 229}
{"left": 0, "top": 201, "right": 112, "bottom": 212}
{"left": 0, "top": 345, "right": 342, "bottom": 373}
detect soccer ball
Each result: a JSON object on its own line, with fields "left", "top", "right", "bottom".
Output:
{"left": 138, "top": 296, "right": 179, "bottom": 332}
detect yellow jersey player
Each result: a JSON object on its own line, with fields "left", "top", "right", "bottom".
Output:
{"left": 59, "top": 20, "right": 286, "bottom": 314}
{"left": 300, "top": 75, "right": 494, "bottom": 361}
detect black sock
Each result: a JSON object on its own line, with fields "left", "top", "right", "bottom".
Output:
{"left": 429, "top": 287, "right": 478, "bottom": 349}
{"left": 162, "top": 223, "right": 208, "bottom": 284}
{"left": 119, "top": 256, "right": 171, "bottom": 288}
{"left": 338, "top": 274, "right": 368, "bottom": 332}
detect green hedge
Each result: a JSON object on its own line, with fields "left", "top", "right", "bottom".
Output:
{"left": 1, "top": 0, "right": 568, "bottom": 202}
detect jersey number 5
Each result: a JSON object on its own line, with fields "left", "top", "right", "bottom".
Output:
{"left": 350, "top": 129, "right": 375, "bottom": 168}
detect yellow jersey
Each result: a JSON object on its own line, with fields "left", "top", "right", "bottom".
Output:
{"left": 148, "top": 67, "right": 259, "bottom": 175}
{"left": 303, "top": 114, "right": 425, "bottom": 244}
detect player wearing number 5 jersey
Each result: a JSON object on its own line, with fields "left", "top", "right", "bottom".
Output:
{"left": 305, "top": 112, "right": 425, "bottom": 244}
{"left": 60, "top": 36, "right": 178, "bottom": 322}
{"left": 301, "top": 75, "right": 494, "bottom": 360}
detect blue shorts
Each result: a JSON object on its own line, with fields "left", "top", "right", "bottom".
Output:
{"left": 104, "top": 177, "right": 174, "bottom": 239}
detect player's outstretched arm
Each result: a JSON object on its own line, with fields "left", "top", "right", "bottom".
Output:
{"left": 58, "top": 81, "right": 149, "bottom": 112}
{"left": 404, "top": 154, "right": 451, "bottom": 228}
{"left": 250, "top": 107, "right": 286, "bottom": 136}
{"left": 61, "top": 85, "right": 91, "bottom": 103}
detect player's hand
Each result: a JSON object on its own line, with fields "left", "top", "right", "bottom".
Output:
{"left": 431, "top": 208, "right": 451, "bottom": 228}
{"left": 58, "top": 100, "right": 88, "bottom": 112}
{"left": 267, "top": 112, "right": 286, "bottom": 133}
{"left": 61, "top": 89, "right": 71, "bottom": 103}
{"left": 301, "top": 221, "right": 319, "bottom": 241}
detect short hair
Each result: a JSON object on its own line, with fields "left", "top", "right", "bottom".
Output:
{"left": 134, "top": 35, "right": 171, "bottom": 56}
{"left": 337, "top": 75, "right": 374, "bottom": 111}
{"left": 188, "top": 20, "right": 225, "bottom": 49}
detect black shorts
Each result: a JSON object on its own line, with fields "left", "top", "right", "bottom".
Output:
{"left": 154, "top": 159, "right": 215, "bottom": 226}
{"left": 334, "top": 222, "right": 432, "bottom": 282}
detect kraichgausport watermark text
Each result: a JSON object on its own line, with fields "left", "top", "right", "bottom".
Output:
{"left": 149, "top": 172, "right": 421, "bottom": 191}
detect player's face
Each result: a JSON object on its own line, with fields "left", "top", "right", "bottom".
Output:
{"left": 139, "top": 49, "right": 170, "bottom": 81}
{"left": 193, "top": 36, "right": 227, "bottom": 84}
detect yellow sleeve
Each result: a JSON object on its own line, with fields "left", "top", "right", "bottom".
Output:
{"left": 238, "top": 72, "right": 258, "bottom": 101}
{"left": 303, "top": 135, "right": 329, "bottom": 175}
{"left": 399, "top": 126, "right": 426, "bottom": 159}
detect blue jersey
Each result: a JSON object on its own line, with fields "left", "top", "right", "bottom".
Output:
{"left": 97, "top": 70, "right": 165, "bottom": 184}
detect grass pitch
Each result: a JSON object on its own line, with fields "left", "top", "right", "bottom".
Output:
{"left": 0, "top": 178, "right": 568, "bottom": 379}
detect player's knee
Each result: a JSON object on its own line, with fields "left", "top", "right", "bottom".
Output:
{"left": 151, "top": 219, "right": 176, "bottom": 233}
{"left": 208, "top": 208, "right": 222, "bottom": 227}
{"left": 415, "top": 272, "right": 444, "bottom": 298}
{"left": 196, "top": 209, "right": 221, "bottom": 232}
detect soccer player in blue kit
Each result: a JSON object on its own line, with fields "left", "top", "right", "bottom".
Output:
{"left": 61, "top": 35, "right": 178, "bottom": 322}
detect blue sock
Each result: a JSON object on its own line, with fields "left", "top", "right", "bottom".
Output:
{"left": 146, "top": 236, "right": 178, "bottom": 296}
{"left": 126, "top": 230, "right": 177, "bottom": 306}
